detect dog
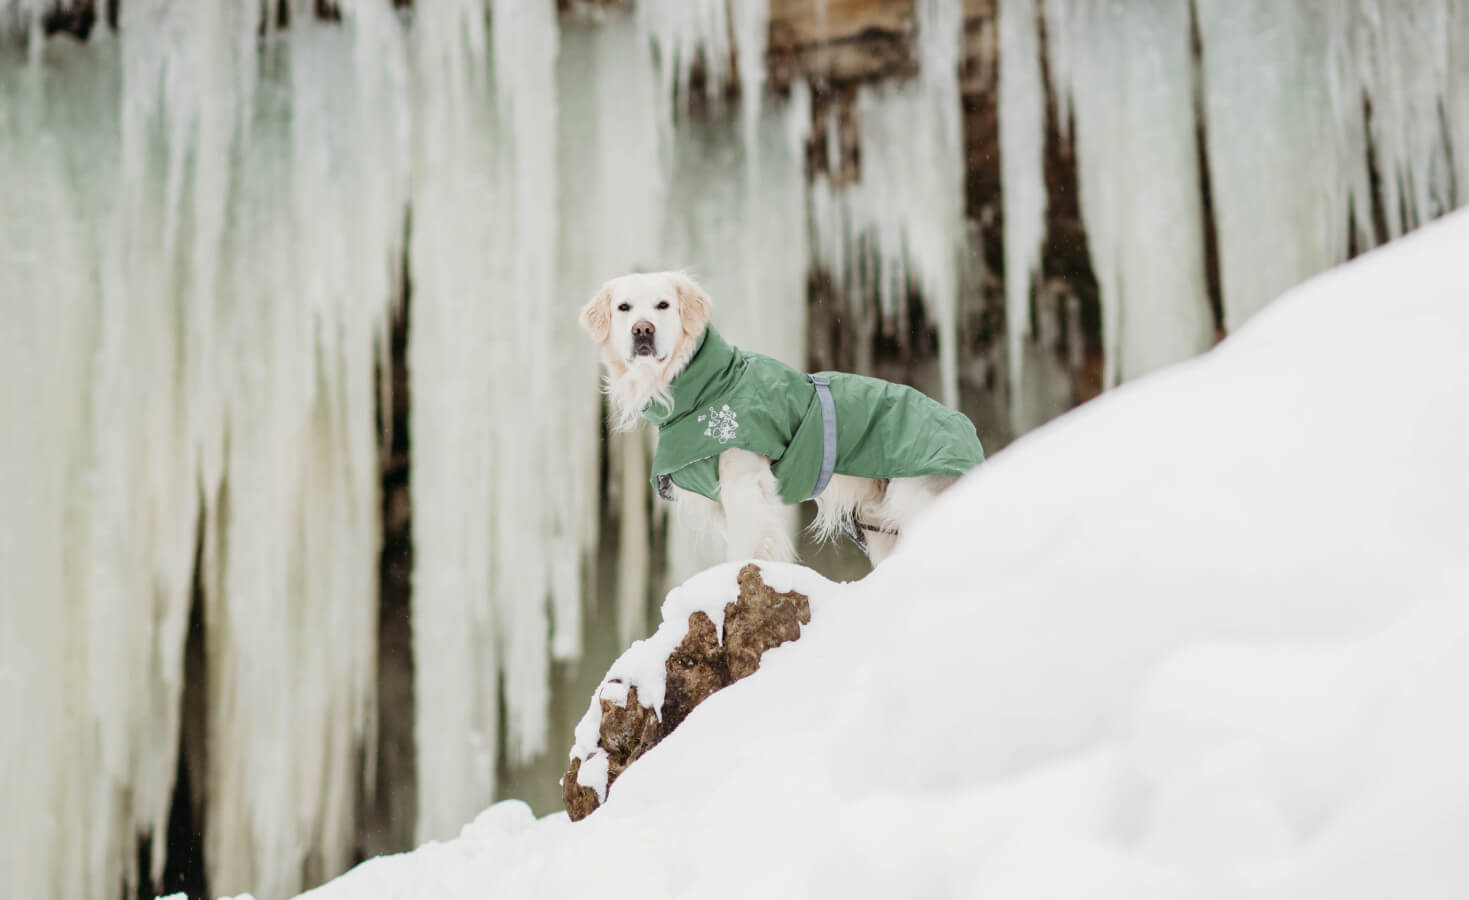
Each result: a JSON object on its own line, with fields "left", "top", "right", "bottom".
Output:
{"left": 579, "top": 270, "right": 984, "bottom": 566}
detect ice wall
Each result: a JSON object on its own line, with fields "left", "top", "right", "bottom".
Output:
{"left": 1, "top": 1, "right": 404, "bottom": 896}
{"left": 1007, "top": 0, "right": 1469, "bottom": 382}
{"left": 1193, "top": 0, "right": 1465, "bottom": 331}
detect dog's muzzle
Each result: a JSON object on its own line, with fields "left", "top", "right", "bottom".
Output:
{"left": 631, "top": 319, "right": 657, "bottom": 358}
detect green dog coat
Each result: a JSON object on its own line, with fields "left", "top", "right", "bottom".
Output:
{"left": 644, "top": 328, "right": 984, "bottom": 505}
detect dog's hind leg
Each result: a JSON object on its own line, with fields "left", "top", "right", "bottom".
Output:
{"left": 864, "top": 475, "right": 957, "bottom": 566}
{"left": 716, "top": 448, "right": 796, "bottom": 563}
{"left": 809, "top": 474, "right": 881, "bottom": 547}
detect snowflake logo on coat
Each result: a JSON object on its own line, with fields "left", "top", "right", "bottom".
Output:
{"left": 698, "top": 404, "right": 739, "bottom": 444}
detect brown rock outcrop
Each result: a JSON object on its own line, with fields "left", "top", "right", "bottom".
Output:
{"left": 563, "top": 564, "right": 812, "bottom": 821}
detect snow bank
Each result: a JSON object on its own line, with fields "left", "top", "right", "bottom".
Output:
{"left": 295, "top": 212, "right": 1468, "bottom": 899}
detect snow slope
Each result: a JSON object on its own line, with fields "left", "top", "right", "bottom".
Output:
{"left": 288, "top": 210, "right": 1469, "bottom": 899}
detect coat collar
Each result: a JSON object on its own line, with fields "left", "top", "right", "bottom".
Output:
{"left": 641, "top": 327, "right": 742, "bottom": 427}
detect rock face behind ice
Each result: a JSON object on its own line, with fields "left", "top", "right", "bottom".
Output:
{"left": 563, "top": 564, "right": 812, "bottom": 820}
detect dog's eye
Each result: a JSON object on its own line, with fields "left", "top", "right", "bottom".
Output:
{"left": 617, "top": 302, "right": 632, "bottom": 312}
{"left": 656, "top": 300, "right": 670, "bottom": 310}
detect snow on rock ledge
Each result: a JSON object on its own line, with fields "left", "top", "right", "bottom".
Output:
{"left": 563, "top": 562, "right": 831, "bottom": 820}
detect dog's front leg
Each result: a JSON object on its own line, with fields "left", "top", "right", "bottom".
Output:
{"left": 716, "top": 449, "right": 795, "bottom": 563}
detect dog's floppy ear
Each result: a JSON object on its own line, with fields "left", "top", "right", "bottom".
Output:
{"left": 579, "top": 286, "right": 613, "bottom": 343}
{"left": 673, "top": 274, "right": 712, "bottom": 338}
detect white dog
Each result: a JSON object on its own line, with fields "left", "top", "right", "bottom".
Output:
{"left": 580, "top": 271, "right": 984, "bottom": 566}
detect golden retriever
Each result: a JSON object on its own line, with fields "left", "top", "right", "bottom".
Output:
{"left": 579, "top": 270, "right": 970, "bottom": 566}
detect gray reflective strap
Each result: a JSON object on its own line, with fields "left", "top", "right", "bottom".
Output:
{"left": 807, "top": 374, "right": 837, "bottom": 500}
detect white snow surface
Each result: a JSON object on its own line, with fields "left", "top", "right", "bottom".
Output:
{"left": 293, "top": 210, "right": 1469, "bottom": 900}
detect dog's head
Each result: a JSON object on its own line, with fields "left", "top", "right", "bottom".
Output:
{"left": 580, "top": 271, "right": 713, "bottom": 429}
{"left": 579, "top": 271, "right": 712, "bottom": 373}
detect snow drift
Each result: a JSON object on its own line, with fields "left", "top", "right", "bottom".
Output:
{"left": 289, "top": 214, "right": 1469, "bottom": 898}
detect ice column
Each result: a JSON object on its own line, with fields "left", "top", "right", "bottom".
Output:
{"left": 411, "top": 0, "right": 598, "bottom": 838}
{"left": 184, "top": 2, "right": 398, "bottom": 893}
{"left": 1452, "top": 6, "right": 1469, "bottom": 201}
{"left": 997, "top": 0, "right": 1049, "bottom": 427}
{"left": 408, "top": 0, "right": 504, "bottom": 844}
{"left": 0, "top": 40, "right": 118, "bottom": 900}
{"left": 489, "top": 0, "right": 562, "bottom": 765}
{"left": 637, "top": 0, "right": 732, "bottom": 134}
{"left": 1047, "top": 0, "right": 1214, "bottom": 385}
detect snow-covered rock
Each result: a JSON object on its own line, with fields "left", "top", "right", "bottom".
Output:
{"left": 293, "top": 210, "right": 1469, "bottom": 900}
{"left": 564, "top": 562, "right": 824, "bottom": 819}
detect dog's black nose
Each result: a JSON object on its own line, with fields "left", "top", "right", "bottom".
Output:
{"left": 632, "top": 319, "right": 657, "bottom": 357}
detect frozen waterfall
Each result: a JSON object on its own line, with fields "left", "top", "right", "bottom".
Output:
{"left": 2, "top": 2, "right": 401, "bottom": 896}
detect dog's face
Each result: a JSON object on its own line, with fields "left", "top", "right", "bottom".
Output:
{"left": 579, "top": 271, "right": 712, "bottom": 376}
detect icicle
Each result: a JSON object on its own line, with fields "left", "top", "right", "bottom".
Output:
{"left": 1045, "top": 0, "right": 1213, "bottom": 385}
{"left": 1194, "top": 0, "right": 1361, "bottom": 330}
{"left": 1452, "top": 3, "right": 1469, "bottom": 205}
{"left": 0, "top": 0, "right": 47, "bottom": 57}
{"left": 808, "top": 0, "right": 966, "bottom": 408}
{"left": 997, "top": 0, "right": 1049, "bottom": 429}
{"left": 636, "top": 0, "right": 732, "bottom": 134}
{"left": 489, "top": 0, "right": 560, "bottom": 766}
{"left": 1351, "top": 0, "right": 1455, "bottom": 238}
{"left": 730, "top": 0, "right": 772, "bottom": 355}
{"left": 0, "top": 40, "right": 107, "bottom": 900}
{"left": 731, "top": 0, "right": 769, "bottom": 159}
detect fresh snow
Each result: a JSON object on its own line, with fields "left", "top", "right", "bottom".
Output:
{"left": 290, "top": 206, "right": 1469, "bottom": 900}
